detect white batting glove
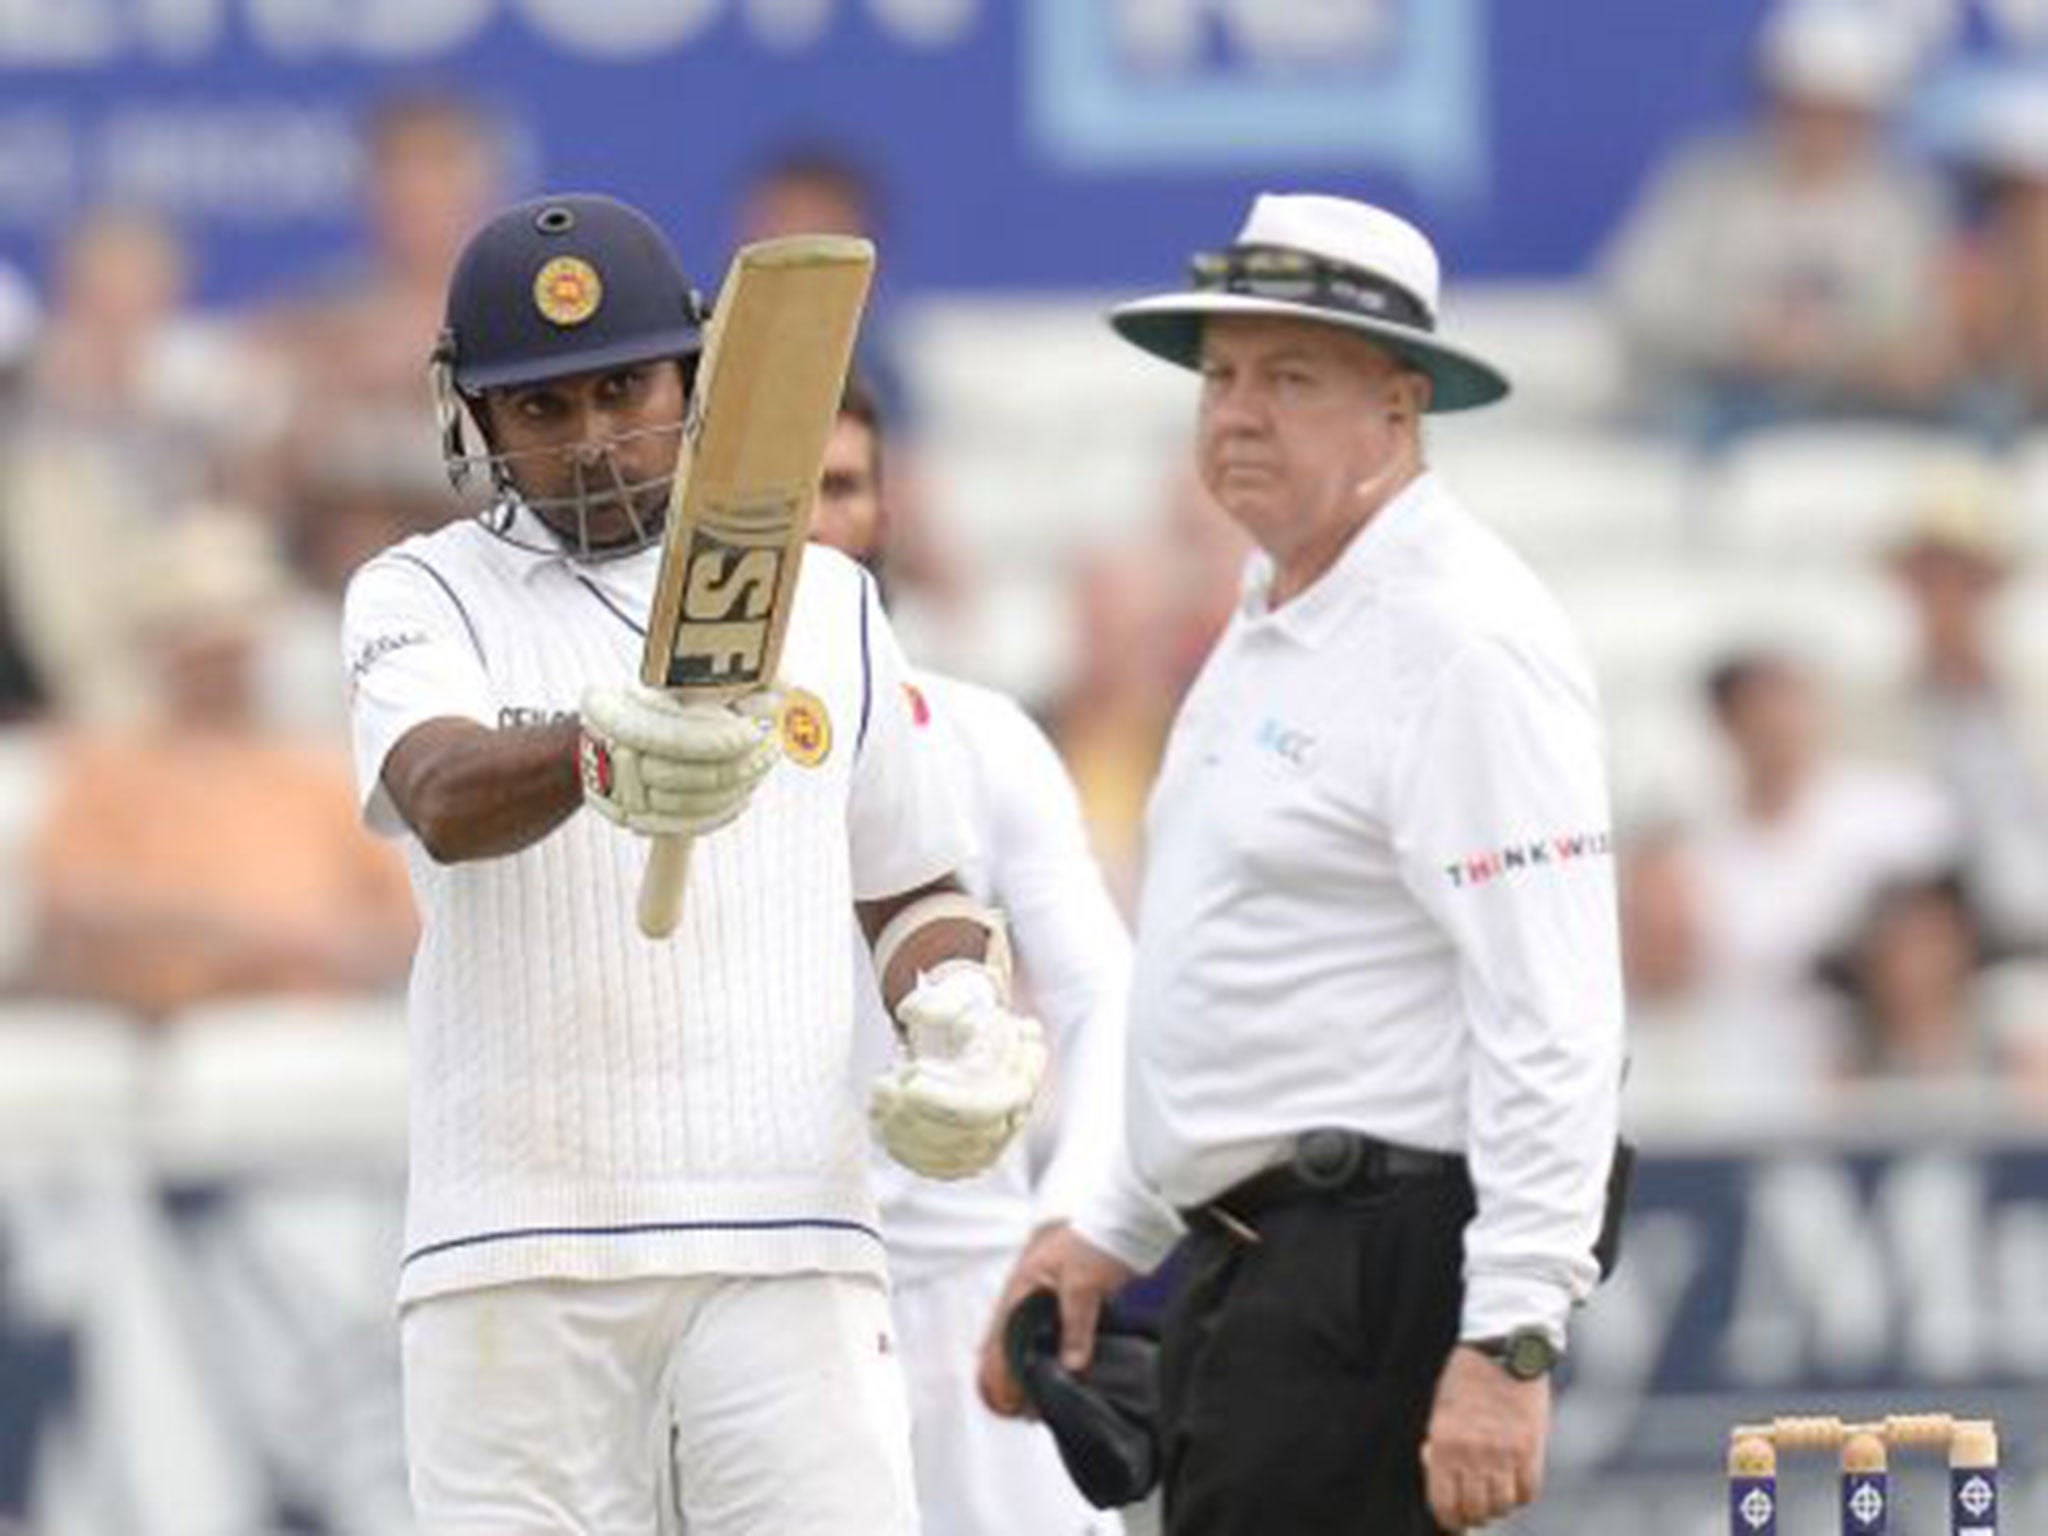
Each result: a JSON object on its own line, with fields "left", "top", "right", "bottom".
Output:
{"left": 579, "top": 682, "right": 782, "bottom": 839}
{"left": 870, "top": 961, "right": 1049, "bottom": 1180}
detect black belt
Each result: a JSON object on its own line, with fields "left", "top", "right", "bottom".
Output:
{"left": 1183, "top": 1130, "right": 1467, "bottom": 1243}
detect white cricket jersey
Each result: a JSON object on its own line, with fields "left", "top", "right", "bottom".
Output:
{"left": 1073, "top": 473, "right": 1625, "bottom": 1345}
{"left": 860, "top": 671, "right": 1133, "bottom": 1285}
{"left": 341, "top": 510, "right": 970, "bottom": 1307}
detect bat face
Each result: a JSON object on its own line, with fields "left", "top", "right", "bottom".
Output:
{"left": 641, "top": 235, "right": 876, "bottom": 706}
{"left": 656, "top": 493, "right": 803, "bottom": 690}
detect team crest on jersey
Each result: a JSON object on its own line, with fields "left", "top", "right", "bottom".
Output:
{"left": 779, "top": 689, "right": 832, "bottom": 767}
{"left": 534, "top": 256, "right": 603, "bottom": 326}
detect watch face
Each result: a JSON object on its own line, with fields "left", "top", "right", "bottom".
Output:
{"left": 1504, "top": 1331, "right": 1558, "bottom": 1380}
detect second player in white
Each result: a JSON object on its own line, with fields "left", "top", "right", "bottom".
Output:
{"left": 816, "top": 382, "right": 1140, "bottom": 1535}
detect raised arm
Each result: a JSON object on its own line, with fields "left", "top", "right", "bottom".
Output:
{"left": 379, "top": 716, "right": 583, "bottom": 864}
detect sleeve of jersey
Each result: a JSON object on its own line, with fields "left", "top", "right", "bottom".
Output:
{"left": 1069, "top": 1138, "right": 1183, "bottom": 1276}
{"left": 1388, "top": 637, "right": 1625, "bottom": 1347}
{"left": 845, "top": 584, "right": 974, "bottom": 900}
{"left": 971, "top": 695, "right": 1136, "bottom": 1229}
{"left": 340, "top": 554, "right": 497, "bottom": 838}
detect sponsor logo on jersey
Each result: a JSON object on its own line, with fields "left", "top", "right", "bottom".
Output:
{"left": 497, "top": 706, "right": 577, "bottom": 729}
{"left": 346, "top": 629, "right": 428, "bottom": 690}
{"left": 1443, "top": 829, "right": 1613, "bottom": 889}
{"left": 534, "top": 255, "right": 603, "bottom": 326}
{"left": 779, "top": 688, "right": 832, "bottom": 767}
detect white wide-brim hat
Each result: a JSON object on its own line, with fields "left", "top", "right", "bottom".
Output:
{"left": 1757, "top": 1, "right": 1916, "bottom": 111}
{"left": 1109, "top": 193, "right": 1509, "bottom": 414}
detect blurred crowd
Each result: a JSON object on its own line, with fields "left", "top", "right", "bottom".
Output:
{"left": 1594, "top": 1, "right": 2048, "bottom": 1119}
{"left": 0, "top": 1, "right": 2044, "bottom": 1130}
{"left": 1605, "top": 3, "right": 2048, "bottom": 450}
{"left": 1616, "top": 478, "right": 2048, "bottom": 1118}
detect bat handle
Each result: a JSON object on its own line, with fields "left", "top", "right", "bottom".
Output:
{"left": 638, "top": 834, "right": 694, "bottom": 938}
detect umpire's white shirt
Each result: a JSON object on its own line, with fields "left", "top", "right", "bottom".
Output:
{"left": 1076, "top": 472, "right": 1624, "bottom": 1345}
{"left": 342, "top": 513, "right": 969, "bottom": 1307}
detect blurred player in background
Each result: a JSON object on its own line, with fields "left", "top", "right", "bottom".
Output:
{"left": 341, "top": 191, "right": 1047, "bottom": 1534}
{"left": 814, "top": 378, "right": 1131, "bottom": 1534}
{"left": 980, "top": 194, "right": 1626, "bottom": 1535}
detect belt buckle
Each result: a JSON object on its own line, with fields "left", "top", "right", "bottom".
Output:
{"left": 1293, "top": 1128, "right": 1368, "bottom": 1192}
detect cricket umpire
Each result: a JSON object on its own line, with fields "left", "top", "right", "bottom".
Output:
{"left": 980, "top": 193, "right": 1626, "bottom": 1533}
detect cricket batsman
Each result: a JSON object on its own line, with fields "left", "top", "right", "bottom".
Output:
{"left": 340, "top": 191, "right": 1045, "bottom": 1534}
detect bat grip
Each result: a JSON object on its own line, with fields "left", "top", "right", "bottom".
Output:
{"left": 638, "top": 834, "right": 694, "bottom": 938}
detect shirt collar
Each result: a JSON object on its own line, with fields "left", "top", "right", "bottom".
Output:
{"left": 1238, "top": 470, "right": 1441, "bottom": 647}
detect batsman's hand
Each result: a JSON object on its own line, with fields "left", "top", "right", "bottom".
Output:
{"left": 871, "top": 961, "right": 1048, "bottom": 1181}
{"left": 579, "top": 682, "right": 782, "bottom": 839}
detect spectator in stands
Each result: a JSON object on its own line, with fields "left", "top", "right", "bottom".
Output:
{"left": 729, "top": 141, "right": 962, "bottom": 617}
{"left": 1883, "top": 462, "right": 2048, "bottom": 956}
{"left": 1947, "top": 71, "right": 2048, "bottom": 438}
{"left": 734, "top": 142, "right": 883, "bottom": 247}
{"left": 1048, "top": 473, "right": 1250, "bottom": 910}
{"left": 1612, "top": 825, "right": 1718, "bottom": 1111}
{"left": 13, "top": 511, "right": 415, "bottom": 1021}
{"left": 1819, "top": 873, "right": 1991, "bottom": 1083}
{"left": 0, "top": 258, "right": 44, "bottom": 718}
{"left": 1603, "top": 1, "right": 1958, "bottom": 447}
{"left": 1683, "top": 650, "right": 1957, "bottom": 1103}
{"left": 256, "top": 91, "right": 511, "bottom": 545}
{"left": 1153, "top": 466, "right": 1255, "bottom": 696}
{"left": 1048, "top": 543, "right": 1178, "bottom": 909}
{"left": 731, "top": 143, "right": 897, "bottom": 401}
{"left": 27, "top": 206, "right": 187, "bottom": 430}
{"left": 0, "top": 207, "right": 276, "bottom": 725}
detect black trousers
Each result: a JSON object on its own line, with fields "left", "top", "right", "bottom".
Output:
{"left": 1157, "top": 1168, "right": 1476, "bottom": 1536}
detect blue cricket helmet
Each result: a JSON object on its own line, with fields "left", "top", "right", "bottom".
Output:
{"left": 430, "top": 193, "right": 706, "bottom": 558}
{"left": 439, "top": 192, "right": 706, "bottom": 394}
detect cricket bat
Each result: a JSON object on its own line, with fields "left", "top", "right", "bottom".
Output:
{"left": 636, "top": 233, "right": 876, "bottom": 939}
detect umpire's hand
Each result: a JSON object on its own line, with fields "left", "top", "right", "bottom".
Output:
{"left": 1421, "top": 1346, "right": 1552, "bottom": 1529}
{"left": 978, "top": 1222, "right": 1135, "bottom": 1416}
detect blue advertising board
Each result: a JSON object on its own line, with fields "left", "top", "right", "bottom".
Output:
{"left": 0, "top": 0, "right": 2040, "bottom": 304}
{"left": 1535, "top": 1135, "right": 2048, "bottom": 1533}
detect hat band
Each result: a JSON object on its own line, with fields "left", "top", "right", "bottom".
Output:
{"left": 1190, "top": 245, "right": 1435, "bottom": 333}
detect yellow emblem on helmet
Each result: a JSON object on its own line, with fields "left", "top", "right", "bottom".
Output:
{"left": 779, "top": 689, "right": 832, "bottom": 768}
{"left": 534, "top": 256, "right": 603, "bottom": 327}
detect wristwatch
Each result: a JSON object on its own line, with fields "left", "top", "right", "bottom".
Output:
{"left": 1469, "top": 1327, "right": 1561, "bottom": 1381}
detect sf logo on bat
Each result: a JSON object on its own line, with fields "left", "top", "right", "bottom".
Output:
{"left": 662, "top": 515, "right": 796, "bottom": 687}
